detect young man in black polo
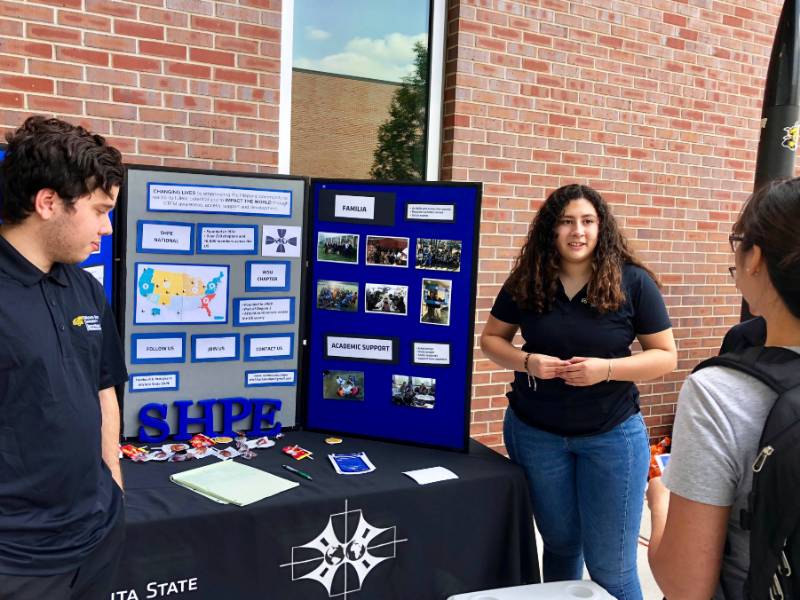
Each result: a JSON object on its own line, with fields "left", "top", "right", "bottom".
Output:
{"left": 0, "top": 116, "right": 128, "bottom": 599}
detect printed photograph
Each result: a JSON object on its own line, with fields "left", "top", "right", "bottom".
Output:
{"left": 415, "top": 238, "right": 462, "bottom": 272}
{"left": 364, "top": 283, "right": 408, "bottom": 315}
{"left": 420, "top": 278, "right": 452, "bottom": 326}
{"left": 366, "top": 235, "right": 409, "bottom": 267}
{"left": 322, "top": 370, "right": 365, "bottom": 401}
{"left": 316, "top": 280, "right": 359, "bottom": 313}
{"left": 317, "top": 232, "right": 359, "bottom": 264}
{"left": 391, "top": 375, "right": 436, "bottom": 409}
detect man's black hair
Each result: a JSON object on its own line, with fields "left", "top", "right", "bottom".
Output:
{"left": 1, "top": 115, "right": 124, "bottom": 224}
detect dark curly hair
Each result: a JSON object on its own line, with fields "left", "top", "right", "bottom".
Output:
{"left": 1, "top": 115, "right": 124, "bottom": 224}
{"left": 505, "top": 183, "right": 658, "bottom": 313}
{"left": 733, "top": 178, "right": 800, "bottom": 319}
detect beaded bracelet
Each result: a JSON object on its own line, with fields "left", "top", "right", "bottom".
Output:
{"left": 523, "top": 352, "right": 537, "bottom": 391}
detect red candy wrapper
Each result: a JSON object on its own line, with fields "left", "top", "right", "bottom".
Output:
{"left": 649, "top": 436, "right": 671, "bottom": 479}
{"left": 282, "top": 444, "right": 313, "bottom": 460}
{"left": 189, "top": 433, "right": 215, "bottom": 449}
{"left": 120, "top": 444, "right": 148, "bottom": 460}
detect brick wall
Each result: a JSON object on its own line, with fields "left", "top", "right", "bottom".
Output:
{"left": 0, "top": 0, "right": 787, "bottom": 449}
{"left": 0, "top": 0, "right": 281, "bottom": 172}
{"left": 291, "top": 69, "right": 400, "bottom": 179}
{"left": 441, "top": 0, "right": 783, "bottom": 447}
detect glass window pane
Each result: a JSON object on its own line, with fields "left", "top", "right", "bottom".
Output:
{"left": 291, "top": 1, "right": 431, "bottom": 180}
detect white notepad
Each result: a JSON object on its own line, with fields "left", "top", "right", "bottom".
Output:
{"left": 170, "top": 460, "right": 299, "bottom": 506}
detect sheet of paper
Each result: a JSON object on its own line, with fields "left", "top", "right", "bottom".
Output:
{"left": 402, "top": 466, "right": 458, "bottom": 485}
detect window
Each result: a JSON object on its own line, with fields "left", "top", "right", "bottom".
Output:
{"left": 280, "top": 0, "right": 445, "bottom": 181}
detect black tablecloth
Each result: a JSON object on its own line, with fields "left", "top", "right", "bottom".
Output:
{"left": 111, "top": 431, "right": 540, "bottom": 600}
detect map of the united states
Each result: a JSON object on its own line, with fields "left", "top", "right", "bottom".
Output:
{"left": 136, "top": 265, "right": 227, "bottom": 323}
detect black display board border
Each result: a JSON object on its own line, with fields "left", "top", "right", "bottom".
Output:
{"left": 301, "top": 178, "right": 482, "bottom": 453}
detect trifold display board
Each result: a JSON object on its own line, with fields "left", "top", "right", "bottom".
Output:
{"left": 303, "top": 180, "right": 482, "bottom": 451}
{"left": 118, "top": 167, "right": 306, "bottom": 440}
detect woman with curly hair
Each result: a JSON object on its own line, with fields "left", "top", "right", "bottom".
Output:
{"left": 480, "top": 183, "right": 676, "bottom": 599}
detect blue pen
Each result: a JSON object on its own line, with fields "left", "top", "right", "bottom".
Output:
{"left": 282, "top": 464, "right": 313, "bottom": 481}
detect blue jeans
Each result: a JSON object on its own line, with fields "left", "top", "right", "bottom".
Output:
{"left": 504, "top": 408, "right": 650, "bottom": 600}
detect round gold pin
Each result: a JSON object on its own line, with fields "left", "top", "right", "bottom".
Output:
{"left": 325, "top": 437, "right": 343, "bottom": 445}
{"left": 213, "top": 436, "right": 233, "bottom": 444}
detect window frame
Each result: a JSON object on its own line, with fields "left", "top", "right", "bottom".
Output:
{"left": 278, "top": 0, "right": 446, "bottom": 181}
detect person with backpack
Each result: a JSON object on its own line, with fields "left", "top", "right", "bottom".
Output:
{"left": 647, "top": 178, "right": 800, "bottom": 600}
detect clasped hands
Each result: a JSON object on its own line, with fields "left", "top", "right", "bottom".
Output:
{"left": 526, "top": 354, "right": 610, "bottom": 387}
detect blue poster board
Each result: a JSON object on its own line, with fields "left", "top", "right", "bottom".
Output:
{"left": 304, "top": 179, "right": 482, "bottom": 451}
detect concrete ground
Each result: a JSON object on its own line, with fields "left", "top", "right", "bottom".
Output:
{"left": 532, "top": 498, "right": 663, "bottom": 599}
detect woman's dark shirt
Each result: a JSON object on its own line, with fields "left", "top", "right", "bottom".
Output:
{"left": 490, "top": 264, "right": 671, "bottom": 436}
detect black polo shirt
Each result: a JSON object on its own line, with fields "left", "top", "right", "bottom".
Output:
{"left": 0, "top": 235, "right": 127, "bottom": 576}
{"left": 491, "top": 264, "right": 671, "bottom": 436}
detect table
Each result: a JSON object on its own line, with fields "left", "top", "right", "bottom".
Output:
{"left": 111, "top": 431, "right": 540, "bottom": 600}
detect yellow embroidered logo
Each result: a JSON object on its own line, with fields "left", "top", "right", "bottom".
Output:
{"left": 781, "top": 122, "right": 799, "bottom": 151}
{"left": 72, "top": 315, "right": 101, "bottom": 331}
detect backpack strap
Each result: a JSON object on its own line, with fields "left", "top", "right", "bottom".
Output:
{"left": 693, "top": 346, "right": 800, "bottom": 395}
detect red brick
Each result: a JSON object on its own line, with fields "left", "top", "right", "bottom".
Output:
{"left": 0, "top": 74, "right": 53, "bottom": 94}
{"left": 190, "top": 48, "right": 235, "bottom": 67}
{"left": 58, "top": 81, "right": 110, "bottom": 100}
{"left": 85, "top": 33, "right": 136, "bottom": 52}
{"left": 140, "top": 7, "right": 188, "bottom": 27}
{"left": 214, "top": 99, "right": 258, "bottom": 117}
{"left": 165, "top": 61, "right": 211, "bottom": 79}
{"left": 0, "top": 1, "right": 53, "bottom": 21}
{"left": 215, "top": 36, "right": 260, "bottom": 54}
{"left": 214, "top": 68, "right": 258, "bottom": 86}
{"left": 139, "top": 107, "right": 187, "bottom": 124}
{"left": 112, "top": 88, "right": 161, "bottom": 106}
{"left": 112, "top": 54, "right": 161, "bottom": 73}
{"left": 28, "top": 94, "right": 83, "bottom": 113}
{"left": 139, "top": 74, "right": 188, "bottom": 94}
{"left": 139, "top": 40, "right": 186, "bottom": 60}
{"left": 192, "top": 15, "right": 235, "bottom": 34}
{"left": 0, "top": 38, "right": 52, "bottom": 59}
{"left": 0, "top": 91, "right": 24, "bottom": 108}
{"left": 57, "top": 46, "right": 109, "bottom": 66}
{"left": 188, "top": 144, "right": 234, "bottom": 160}
{"left": 85, "top": 0, "right": 135, "bottom": 18}
{"left": 114, "top": 20, "right": 164, "bottom": 40}
{"left": 0, "top": 55, "right": 24, "bottom": 72}
{"left": 27, "top": 24, "right": 81, "bottom": 43}
{"left": 139, "top": 140, "right": 185, "bottom": 157}
{"left": 59, "top": 11, "right": 111, "bottom": 31}
{"left": 238, "top": 23, "right": 280, "bottom": 42}
{"left": 36, "top": 0, "right": 81, "bottom": 8}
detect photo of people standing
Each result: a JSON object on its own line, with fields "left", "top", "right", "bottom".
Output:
{"left": 416, "top": 238, "right": 462, "bottom": 272}
{"left": 317, "top": 232, "right": 359, "bottom": 263}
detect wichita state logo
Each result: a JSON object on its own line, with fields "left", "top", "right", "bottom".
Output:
{"left": 72, "top": 314, "right": 102, "bottom": 331}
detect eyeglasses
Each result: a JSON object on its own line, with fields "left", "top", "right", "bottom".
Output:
{"left": 728, "top": 266, "right": 736, "bottom": 279}
{"left": 729, "top": 233, "right": 745, "bottom": 253}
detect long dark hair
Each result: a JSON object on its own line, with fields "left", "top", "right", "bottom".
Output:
{"left": 733, "top": 178, "right": 800, "bottom": 319}
{"left": 505, "top": 183, "right": 657, "bottom": 313}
